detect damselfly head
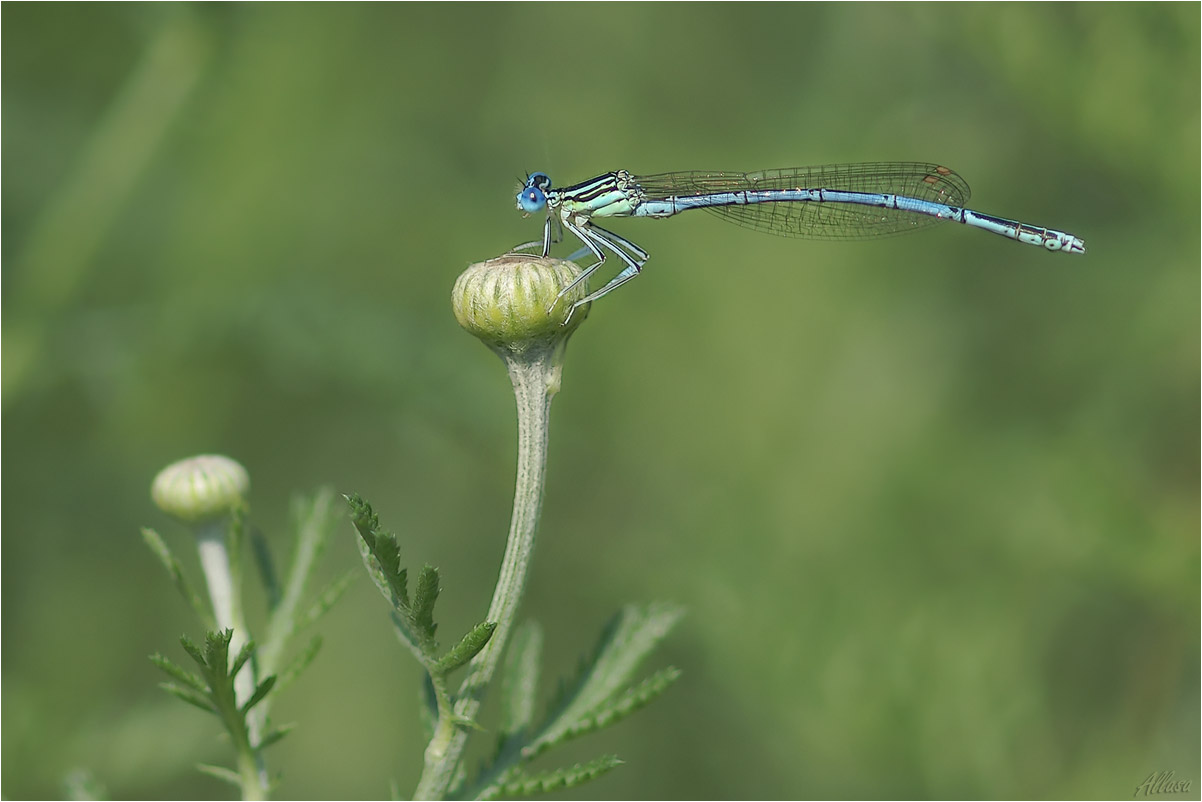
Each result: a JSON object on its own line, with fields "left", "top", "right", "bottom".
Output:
{"left": 516, "top": 184, "right": 547, "bottom": 214}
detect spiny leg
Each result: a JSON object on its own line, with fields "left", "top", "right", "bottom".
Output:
{"left": 547, "top": 218, "right": 609, "bottom": 314}
{"left": 558, "top": 221, "right": 648, "bottom": 324}
{"left": 564, "top": 264, "right": 642, "bottom": 321}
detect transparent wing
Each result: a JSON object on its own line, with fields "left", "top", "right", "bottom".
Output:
{"left": 634, "top": 162, "right": 972, "bottom": 240}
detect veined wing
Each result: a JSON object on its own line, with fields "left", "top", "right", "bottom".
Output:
{"left": 634, "top": 162, "right": 972, "bottom": 240}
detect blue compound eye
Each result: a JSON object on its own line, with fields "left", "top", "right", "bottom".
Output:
{"left": 526, "top": 172, "right": 551, "bottom": 191}
{"left": 517, "top": 185, "right": 546, "bottom": 213}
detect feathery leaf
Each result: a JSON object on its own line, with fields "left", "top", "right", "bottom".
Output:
{"left": 141, "top": 527, "right": 215, "bottom": 629}
{"left": 488, "top": 755, "right": 622, "bottom": 799}
{"left": 411, "top": 565, "right": 441, "bottom": 642}
{"left": 435, "top": 621, "right": 496, "bottom": 674}
{"left": 150, "top": 653, "right": 208, "bottom": 694}
{"left": 196, "top": 763, "right": 242, "bottom": 787}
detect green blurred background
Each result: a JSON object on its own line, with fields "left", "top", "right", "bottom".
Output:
{"left": 3, "top": 3, "right": 1198, "bottom": 799}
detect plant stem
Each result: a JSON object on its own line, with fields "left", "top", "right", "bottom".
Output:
{"left": 413, "top": 345, "right": 558, "bottom": 800}
{"left": 196, "top": 520, "right": 269, "bottom": 798}
{"left": 235, "top": 743, "right": 266, "bottom": 802}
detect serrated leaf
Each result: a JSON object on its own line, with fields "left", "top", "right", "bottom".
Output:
{"left": 487, "top": 755, "right": 623, "bottom": 799}
{"left": 435, "top": 621, "right": 496, "bottom": 674}
{"left": 273, "top": 635, "right": 322, "bottom": 696}
{"left": 180, "top": 634, "right": 207, "bottom": 667}
{"left": 345, "top": 492, "right": 379, "bottom": 533}
{"left": 159, "top": 682, "right": 216, "bottom": 714}
{"left": 240, "top": 674, "right": 276, "bottom": 714}
{"left": 411, "top": 565, "right": 441, "bottom": 642}
{"left": 141, "top": 528, "right": 216, "bottom": 629}
{"left": 499, "top": 620, "right": 543, "bottom": 739}
{"left": 150, "top": 653, "right": 208, "bottom": 694}
{"left": 196, "top": 763, "right": 242, "bottom": 787}
{"left": 359, "top": 534, "right": 399, "bottom": 608}
{"left": 587, "top": 666, "right": 681, "bottom": 728}
{"left": 258, "top": 723, "right": 296, "bottom": 750}
{"left": 526, "top": 603, "right": 683, "bottom": 757}
{"left": 229, "top": 639, "right": 256, "bottom": 678}
{"left": 203, "top": 629, "right": 234, "bottom": 672}
{"left": 524, "top": 667, "right": 681, "bottom": 759}
{"left": 348, "top": 494, "right": 409, "bottom": 609}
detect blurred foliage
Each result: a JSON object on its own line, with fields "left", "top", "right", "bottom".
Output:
{"left": 2, "top": 3, "right": 1198, "bottom": 799}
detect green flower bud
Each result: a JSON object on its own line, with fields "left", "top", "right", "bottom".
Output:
{"left": 151, "top": 454, "right": 249, "bottom": 523}
{"left": 452, "top": 255, "right": 589, "bottom": 351}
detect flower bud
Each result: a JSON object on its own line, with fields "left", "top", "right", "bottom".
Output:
{"left": 151, "top": 454, "right": 249, "bottom": 523}
{"left": 452, "top": 255, "right": 589, "bottom": 351}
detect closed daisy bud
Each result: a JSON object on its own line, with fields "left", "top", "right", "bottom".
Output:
{"left": 452, "top": 255, "right": 589, "bottom": 352}
{"left": 151, "top": 454, "right": 249, "bottom": 524}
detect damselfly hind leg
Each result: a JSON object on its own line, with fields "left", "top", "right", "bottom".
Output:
{"left": 551, "top": 221, "right": 650, "bottom": 323}
{"left": 546, "top": 219, "right": 608, "bottom": 315}
{"left": 561, "top": 264, "right": 641, "bottom": 324}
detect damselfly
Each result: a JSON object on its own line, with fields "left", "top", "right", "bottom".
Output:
{"left": 514, "top": 163, "right": 1085, "bottom": 320}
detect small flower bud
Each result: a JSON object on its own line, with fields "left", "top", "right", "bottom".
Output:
{"left": 151, "top": 454, "right": 249, "bottom": 523}
{"left": 452, "top": 255, "right": 589, "bottom": 351}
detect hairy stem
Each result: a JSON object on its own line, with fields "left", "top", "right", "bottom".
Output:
{"left": 414, "top": 345, "right": 558, "bottom": 799}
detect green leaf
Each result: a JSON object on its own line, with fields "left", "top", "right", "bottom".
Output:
{"left": 419, "top": 674, "right": 439, "bottom": 742}
{"left": 300, "top": 569, "right": 356, "bottom": 629}
{"left": 411, "top": 564, "right": 441, "bottom": 642}
{"left": 273, "top": 635, "right": 322, "bottom": 696}
{"left": 487, "top": 755, "right": 623, "bottom": 799}
{"left": 150, "top": 653, "right": 208, "bottom": 693}
{"left": 499, "top": 620, "right": 543, "bottom": 739}
{"left": 524, "top": 667, "right": 681, "bottom": 758}
{"left": 258, "top": 723, "right": 296, "bottom": 750}
{"left": 260, "top": 487, "right": 344, "bottom": 675}
{"left": 435, "top": 621, "right": 496, "bottom": 674}
{"left": 450, "top": 713, "right": 487, "bottom": 732}
{"left": 587, "top": 666, "right": 681, "bottom": 727}
{"left": 196, "top": 763, "right": 242, "bottom": 787}
{"left": 347, "top": 493, "right": 409, "bottom": 609}
{"left": 159, "top": 682, "right": 216, "bottom": 714}
{"left": 249, "top": 525, "right": 281, "bottom": 611}
{"left": 179, "top": 634, "right": 207, "bottom": 667}
{"left": 241, "top": 674, "right": 276, "bottom": 714}
{"left": 141, "top": 528, "right": 215, "bottom": 629}
{"left": 526, "top": 603, "right": 683, "bottom": 758}
{"left": 229, "top": 639, "right": 256, "bottom": 679}
{"left": 202, "top": 629, "right": 234, "bottom": 673}
{"left": 158, "top": 629, "right": 263, "bottom": 787}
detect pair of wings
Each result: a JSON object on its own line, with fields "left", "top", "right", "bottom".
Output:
{"left": 633, "top": 162, "right": 972, "bottom": 240}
